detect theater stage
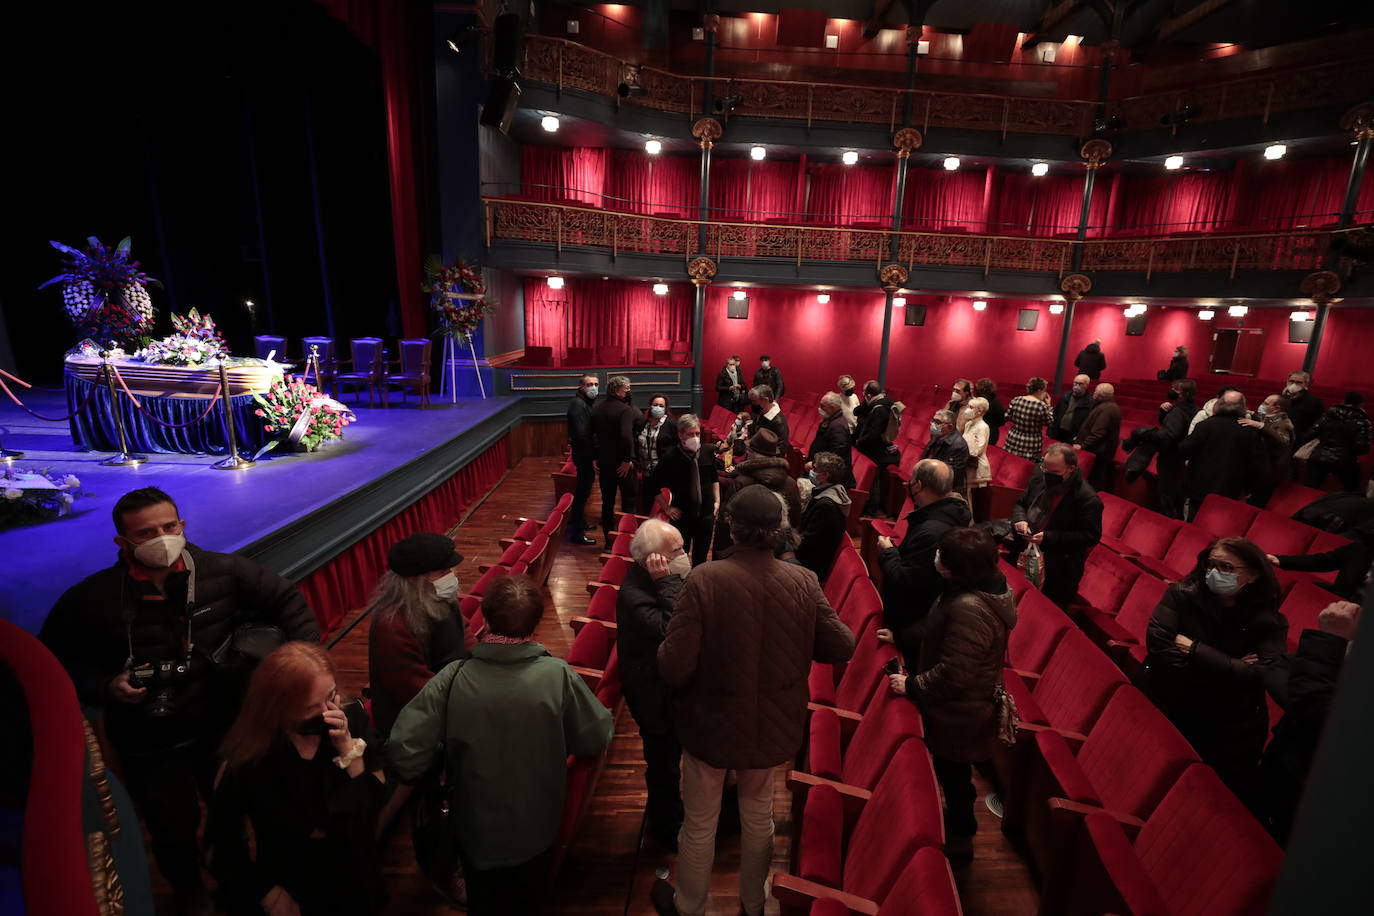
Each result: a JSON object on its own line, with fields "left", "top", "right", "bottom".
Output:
{"left": 0, "top": 390, "right": 521, "bottom": 635}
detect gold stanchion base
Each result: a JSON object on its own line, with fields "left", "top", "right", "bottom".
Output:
{"left": 212, "top": 455, "right": 256, "bottom": 471}
{"left": 0, "top": 449, "right": 24, "bottom": 461}
{"left": 101, "top": 453, "right": 148, "bottom": 467}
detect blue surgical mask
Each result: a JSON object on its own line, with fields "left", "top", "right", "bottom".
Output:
{"left": 807, "top": 470, "right": 819, "bottom": 484}
{"left": 1205, "top": 568, "right": 1242, "bottom": 596}
{"left": 650, "top": 405, "right": 666, "bottom": 419}
{"left": 930, "top": 421, "right": 943, "bottom": 437}
{"left": 585, "top": 385, "right": 599, "bottom": 398}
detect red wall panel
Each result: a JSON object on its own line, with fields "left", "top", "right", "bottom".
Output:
{"left": 1316, "top": 308, "right": 1374, "bottom": 391}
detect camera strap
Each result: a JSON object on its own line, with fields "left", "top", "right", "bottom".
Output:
{"left": 120, "top": 549, "right": 200, "bottom": 667}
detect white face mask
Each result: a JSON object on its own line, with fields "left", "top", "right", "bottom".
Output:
{"left": 668, "top": 553, "right": 693, "bottom": 578}
{"left": 761, "top": 361, "right": 771, "bottom": 369}
{"left": 584, "top": 385, "right": 599, "bottom": 398}
{"left": 433, "top": 572, "right": 460, "bottom": 601}
{"left": 682, "top": 436, "right": 701, "bottom": 453}
{"left": 132, "top": 533, "right": 186, "bottom": 569}
{"left": 1284, "top": 383, "right": 1302, "bottom": 395}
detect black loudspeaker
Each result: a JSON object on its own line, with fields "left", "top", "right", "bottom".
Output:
{"left": 479, "top": 76, "right": 521, "bottom": 133}
{"left": 1017, "top": 309, "right": 1039, "bottom": 331}
{"left": 904, "top": 304, "right": 926, "bottom": 326}
{"left": 726, "top": 297, "right": 750, "bottom": 319}
{"left": 1289, "top": 319, "right": 1314, "bottom": 344}
{"left": 492, "top": 13, "right": 524, "bottom": 74}
{"left": 1126, "top": 314, "right": 1149, "bottom": 336}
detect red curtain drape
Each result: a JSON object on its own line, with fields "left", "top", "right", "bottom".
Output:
{"left": 523, "top": 278, "right": 693, "bottom": 364}
{"left": 1233, "top": 156, "right": 1353, "bottom": 231}
{"left": 1109, "top": 171, "right": 1235, "bottom": 234}
{"left": 902, "top": 166, "right": 991, "bottom": 232}
{"left": 806, "top": 163, "right": 896, "bottom": 225}
{"left": 296, "top": 437, "right": 509, "bottom": 636}
{"left": 709, "top": 158, "right": 804, "bottom": 222}
{"left": 605, "top": 150, "right": 698, "bottom": 216}
{"left": 519, "top": 146, "right": 609, "bottom": 205}
{"left": 989, "top": 169, "right": 1105, "bottom": 236}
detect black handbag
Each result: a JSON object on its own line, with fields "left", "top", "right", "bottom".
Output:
{"left": 210, "top": 624, "right": 286, "bottom": 670}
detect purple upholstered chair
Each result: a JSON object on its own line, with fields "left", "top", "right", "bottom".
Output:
{"left": 254, "top": 335, "right": 287, "bottom": 361}
{"left": 336, "top": 337, "right": 386, "bottom": 407}
{"left": 385, "top": 338, "right": 433, "bottom": 408}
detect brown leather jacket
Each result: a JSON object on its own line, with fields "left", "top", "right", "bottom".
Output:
{"left": 657, "top": 546, "right": 856, "bottom": 769}
{"left": 908, "top": 582, "right": 1017, "bottom": 762}
{"left": 1075, "top": 397, "right": 1123, "bottom": 458}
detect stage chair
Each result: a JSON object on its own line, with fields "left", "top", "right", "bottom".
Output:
{"left": 1006, "top": 589, "right": 1074, "bottom": 679}
{"left": 597, "top": 345, "right": 623, "bottom": 365}
{"left": 1129, "top": 523, "right": 1213, "bottom": 581}
{"left": 301, "top": 336, "right": 337, "bottom": 390}
{"left": 254, "top": 335, "right": 287, "bottom": 361}
{"left": 652, "top": 348, "right": 672, "bottom": 366}
{"left": 336, "top": 337, "right": 386, "bottom": 407}
{"left": 1191, "top": 493, "right": 1260, "bottom": 539}
{"left": 523, "top": 345, "right": 553, "bottom": 366}
{"left": 801, "top": 848, "right": 961, "bottom": 916}
{"left": 562, "top": 346, "right": 593, "bottom": 366}
{"left": 1039, "top": 764, "right": 1282, "bottom": 916}
{"left": 670, "top": 342, "right": 690, "bottom": 365}
{"left": 384, "top": 338, "right": 432, "bottom": 408}
{"left": 634, "top": 347, "right": 654, "bottom": 365}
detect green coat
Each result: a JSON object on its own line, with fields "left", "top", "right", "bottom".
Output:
{"left": 387, "top": 642, "right": 613, "bottom": 870}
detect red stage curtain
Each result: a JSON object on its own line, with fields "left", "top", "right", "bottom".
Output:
{"left": 902, "top": 166, "right": 991, "bottom": 232}
{"left": 1233, "top": 156, "right": 1352, "bottom": 231}
{"left": 296, "top": 437, "right": 509, "bottom": 636}
{"left": 709, "top": 158, "right": 804, "bottom": 222}
{"left": 807, "top": 163, "right": 896, "bottom": 225}
{"left": 606, "top": 150, "right": 698, "bottom": 216}
{"left": 989, "top": 169, "right": 1105, "bottom": 236}
{"left": 523, "top": 278, "right": 693, "bottom": 365}
{"left": 520, "top": 146, "right": 609, "bottom": 205}
{"left": 1109, "top": 171, "right": 1234, "bottom": 234}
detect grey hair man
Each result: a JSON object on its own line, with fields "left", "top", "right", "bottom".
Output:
{"left": 922, "top": 409, "right": 970, "bottom": 492}
{"left": 805, "top": 391, "right": 854, "bottom": 487}
{"left": 591, "top": 374, "right": 639, "bottom": 549}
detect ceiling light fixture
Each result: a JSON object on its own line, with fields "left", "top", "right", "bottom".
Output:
{"left": 541, "top": 115, "right": 559, "bottom": 132}
{"left": 1289, "top": 310, "right": 1311, "bottom": 321}
{"left": 732, "top": 289, "right": 747, "bottom": 301}
{"left": 842, "top": 150, "right": 858, "bottom": 166}
{"left": 653, "top": 282, "right": 669, "bottom": 295}
{"left": 892, "top": 296, "right": 906, "bottom": 307}
{"left": 1228, "top": 305, "right": 1248, "bottom": 317}
{"left": 1164, "top": 155, "right": 1184, "bottom": 170}
{"left": 644, "top": 139, "right": 662, "bottom": 155}
{"left": 546, "top": 275, "right": 564, "bottom": 289}
{"left": 1031, "top": 162, "right": 1049, "bottom": 177}
{"left": 1197, "top": 309, "right": 1215, "bottom": 320}
{"left": 1265, "top": 144, "right": 1287, "bottom": 160}
{"left": 972, "top": 299, "right": 987, "bottom": 311}
{"left": 750, "top": 146, "right": 767, "bottom": 161}
{"left": 825, "top": 34, "right": 839, "bottom": 49}
{"left": 1049, "top": 303, "right": 1064, "bottom": 314}
{"left": 943, "top": 156, "right": 960, "bottom": 171}
{"left": 817, "top": 293, "right": 831, "bottom": 304}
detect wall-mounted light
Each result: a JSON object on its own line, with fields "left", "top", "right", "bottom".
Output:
{"left": 916, "top": 39, "right": 931, "bottom": 55}
{"left": 1164, "top": 155, "right": 1184, "bottom": 170}
{"left": 1197, "top": 309, "right": 1215, "bottom": 320}
{"left": 972, "top": 299, "right": 987, "bottom": 311}
{"left": 546, "top": 276, "right": 564, "bottom": 289}
{"left": 842, "top": 150, "right": 858, "bottom": 166}
{"left": 541, "top": 115, "right": 560, "bottom": 132}
{"left": 1228, "top": 305, "right": 1248, "bottom": 317}
{"left": 893, "top": 296, "right": 907, "bottom": 307}
{"left": 750, "top": 146, "right": 767, "bottom": 161}
{"left": 1031, "top": 162, "right": 1049, "bottom": 177}
{"left": 653, "top": 282, "right": 669, "bottom": 295}
{"left": 732, "top": 289, "right": 747, "bottom": 301}
{"left": 1049, "top": 303, "right": 1064, "bottom": 315}
{"left": 1289, "top": 310, "right": 1311, "bottom": 321}
{"left": 645, "top": 139, "right": 662, "bottom": 155}
{"left": 1265, "top": 144, "right": 1287, "bottom": 160}
{"left": 825, "top": 34, "right": 839, "bottom": 49}
{"left": 943, "top": 157, "right": 960, "bottom": 171}
{"left": 816, "top": 293, "right": 831, "bottom": 304}
{"left": 1125, "top": 303, "right": 1147, "bottom": 317}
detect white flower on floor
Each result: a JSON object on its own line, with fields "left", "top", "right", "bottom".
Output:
{"left": 2, "top": 488, "right": 21, "bottom": 500}
{"left": 62, "top": 474, "right": 81, "bottom": 488}
{"left": 60, "top": 493, "right": 74, "bottom": 505}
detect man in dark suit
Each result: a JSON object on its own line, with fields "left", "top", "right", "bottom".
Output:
{"left": 566, "top": 374, "right": 599, "bottom": 545}
{"left": 1283, "top": 370, "right": 1324, "bottom": 446}
{"left": 715, "top": 354, "right": 746, "bottom": 412}
{"left": 648, "top": 415, "right": 720, "bottom": 566}
{"left": 806, "top": 392, "right": 853, "bottom": 487}
{"left": 1051, "top": 374, "right": 1094, "bottom": 443}
{"left": 591, "top": 375, "right": 640, "bottom": 549}
{"left": 854, "top": 380, "right": 900, "bottom": 516}
{"left": 1178, "top": 390, "right": 1269, "bottom": 520}
{"left": 1011, "top": 444, "right": 1104, "bottom": 609}
{"left": 747, "top": 384, "right": 789, "bottom": 454}
{"left": 922, "top": 409, "right": 970, "bottom": 493}
{"left": 752, "top": 354, "right": 784, "bottom": 400}
{"left": 1075, "top": 383, "right": 1122, "bottom": 493}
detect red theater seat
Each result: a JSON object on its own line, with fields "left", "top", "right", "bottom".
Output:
{"left": 1074, "top": 547, "right": 1143, "bottom": 618}
{"left": 1278, "top": 580, "right": 1338, "bottom": 652}
{"left": 1004, "top": 629, "right": 1128, "bottom": 737}
{"left": 799, "top": 684, "right": 924, "bottom": 788}
{"left": 801, "top": 847, "right": 961, "bottom": 916}
{"left": 1192, "top": 494, "right": 1260, "bottom": 539}
{"left": 1103, "top": 505, "right": 1182, "bottom": 561}
{"left": 1130, "top": 523, "right": 1212, "bottom": 581}
{"left": 824, "top": 547, "right": 867, "bottom": 610}
{"left": 1099, "top": 493, "right": 1137, "bottom": 540}
{"left": 810, "top": 618, "right": 896, "bottom": 712}
{"left": 1244, "top": 509, "right": 1319, "bottom": 557}
{"left": 999, "top": 560, "right": 1033, "bottom": 601}
{"left": 1265, "top": 480, "right": 1328, "bottom": 518}
{"left": 1006, "top": 589, "right": 1073, "bottom": 677}
{"left": 1085, "top": 574, "right": 1168, "bottom": 677}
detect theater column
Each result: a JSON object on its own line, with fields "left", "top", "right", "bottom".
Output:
{"left": 1052, "top": 274, "right": 1093, "bottom": 395}
{"left": 877, "top": 129, "right": 922, "bottom": 389}
{"left": 877, "top": 264, "right": 909, "bottom": 389}
{"left": 1334, "top": 102, "right": 1373, "bottom": 233}
{"left": 1071, "top": 139, "right": 1112, "bottom": 272}
{"left": 1300, "top": 271, "right": 1342, "bottom": 377}
{"left": 686, "top": 257, "right": 718, "bottom": 415}
{"left": 689, "top": 117, "right": 723, "bottom": 414}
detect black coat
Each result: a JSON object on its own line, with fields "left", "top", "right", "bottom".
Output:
{"left": 1164, "top": 355, "right": 1189, "bottom": 382}
{"left": 1149, "top": 397, "right": 1197, "bottom": 455}
{"left": 1051, "top": 391, "right": 1094, "bottom": 442}
{"left": 751, "top": 408, "right": 790, "bottom": 454}
{"left": 795, "top": 486, "right": 850, "bottom": 580}
{"left": 567, "top": 390, "right": 596, "bottom": 464}
{"left": 616, "top": 563, "right": 686, "bottom": 735}
{"left": 39, "top": 544, "right": 319, "bottom": 750}
{"left": 1074, "top": 344, "right": 1106, "bottom": 380}
{"left": 808, "top": 413, "right": 854, "bottom": 487}
{"left": 983, "top": 394, "right": 1007, "bottom": 446}
{"left": 1011, "top": 469, "right": 1103, "bottom": 580}
{"left": 922, "top": 431, "right": 970, "bottom": 492}
{"left": 854, "top": 397, "right": 899, "bottom": 466}
{"left": 715, "top": 365, "right": 746, "bottom": 411}
{"left": 1277, "top": 534, "right": 1372, "bottom": 601}
{"left": 1178, "top": 413, "right": 1268, "bottom": 504}
{"left": 1311, "top": 404, "right": 1371, "bottom": 466}
{"left": 591, "top": 394, "right": 639, "bottom": 466}
{"left": 752, "top": 365, "right": 785, "bottom": 399}
{"left": 878, "top": 496, "right": 973, "bottom": 637}
{"left": 1287, "top": 390, "right": 1325, "bottom": 443}
{"left": 649, "top": 445, "right": 719, "bottom": 518}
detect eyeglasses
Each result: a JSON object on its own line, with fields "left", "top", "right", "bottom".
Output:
{"left": 1206, "top": 558, "right": 1243, "bottom": 574}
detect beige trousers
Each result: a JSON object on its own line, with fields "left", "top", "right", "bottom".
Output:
{"left": 673, "top": 751, "right": 775, "bottom": 916}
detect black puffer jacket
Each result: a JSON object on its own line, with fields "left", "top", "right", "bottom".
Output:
{"left": 878, "top": 496, "right": 973, "bottom": 636}
{"left": 854, "top": 396, "right": 899, "bottom": 466}
{"left": 40, "top": 543, "right": 318, "bottom": 749}
{"left": 1311, "top": 404, "right": 1371, "bottom": 466}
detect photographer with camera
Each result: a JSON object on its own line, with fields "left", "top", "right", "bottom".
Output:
{"left": 39, "top": 487, "right": 318, "bottom": 915}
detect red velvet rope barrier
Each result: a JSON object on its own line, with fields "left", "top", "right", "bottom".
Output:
{"left": 106, "top": 364, "right": 225, "bottom": 429}
{"left": 0, "top": 368, "right": 101, "bottom": 423}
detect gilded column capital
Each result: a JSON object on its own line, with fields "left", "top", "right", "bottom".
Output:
{"left": 687, "top": 256, "right": 718, "bottom": 287}
{"left": 1339, "top": 102, "right": 1374, "bottom": 141}
{"left": 692, "top": 117, "right": 723, "bottom": 150}
{"left": 892, "top": 128, "right": 924, "bottom": 160}
{"left": 702, "top": 13, "right": 720, "bottom": 33}
{"left": 879, "top": 263, "right": 909, "bottom": 291}
{"left": 1060, "top": 273, "right": 1093, "bottom": 301}
{"left": 1080, "top": 139, "right": 1113, "bottom": 170}
{"left": 1300, "top": 270, "right": 1342, "bottom": 304}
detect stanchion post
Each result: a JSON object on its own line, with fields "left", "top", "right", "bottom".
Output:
{"left": 0, "top": 427, "right": 22, "bottom": 461}
{"left": 100, "top": 358, "right": 147, "bottom": 467}
{"left": 212, "top": 362, "right": 255, "bottom": 471}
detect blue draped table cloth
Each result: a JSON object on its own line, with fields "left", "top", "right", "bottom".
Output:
{"left": 63, "top": 361, "right": 275, "bottom": 455}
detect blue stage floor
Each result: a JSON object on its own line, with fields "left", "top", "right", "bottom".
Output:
{"left": 0, "top": 390, "right": 518, "bottom": 634}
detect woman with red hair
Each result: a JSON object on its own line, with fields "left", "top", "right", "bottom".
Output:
{"left": 206, "top": 642, "right": 387, "bottom": 915}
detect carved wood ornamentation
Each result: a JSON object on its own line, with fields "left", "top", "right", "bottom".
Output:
{"left": 691, "top": 117, "right": 723, "bottom": 149}
{"left": 878, "top": 263, "right": 909, "bottom": 291}
{"left": 687, "top": 256, "right": 718, "bottom": 287}
{"left": 1060, "top": 273, "right": 1093, "bottom": 301}
{"left": 892, "top": 128, "right": 924, "bottom": 159}
{"left": 1080, "top": 139, "right": 1113, "bottom": 170}
{"left": 1300, "top": 270, "right": 1341, "bottom": 304}
{"left": 1340, "top": 102, "right": 1374, "bottom": 141}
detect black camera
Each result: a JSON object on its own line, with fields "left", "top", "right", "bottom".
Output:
{"left": 129, "top": 658, "right": 191, "bottom": 717}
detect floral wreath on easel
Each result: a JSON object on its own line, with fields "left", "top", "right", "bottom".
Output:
{"left": 422, "top": 255, "right": 494, "bottom": 344}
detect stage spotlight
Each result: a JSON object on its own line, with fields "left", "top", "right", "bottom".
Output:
{"left": 541, "top": 115, "right": 559, "bottom": 132}
{"left": 817, "top": 293, "right": 831, "bottom": 304}
{"left": 714, "top": 94, "right": 742, "bottom": 115}
{"left": 1228, "top": 305, "right": 1248, "bottom": 317}
{"left": 943, "top": 157, "right": 960, "bottom": 171}
{"left": 645, "top": 139, "right": 662, "bottom": 155}
{"left": 750, "top": 146, "right": 767, "bottom": 161}
{"left": 1049, "top": 303, "right": 1064, "bottom": 315}
{"left": 1164, "top": 155, "right": 1183, "bottom": 170}
{"left": 547, "top": 275, "right": 564, "bottom": 289}
{"left": 1265, "top": 144, "right": 1287, "bottom": 160}
{"left": 732, "top": 289, "right": 747, "bottom": 300}
{"left": 653, "top": 282, "right": 669, "bottom": 295}
{"left": 1289, "top": 310, "right": 1311, "bottom": 321}
{"left": 842, "top": 151, "right": 858, "bottom": 166}
{"left": 1031, "top": 162, "right": 1049, "bottom": 176}
{"left": 892, "top": 296, "right": 906, "bottom": 307}
{"left": 1197, "top": 309, "right": 1215, "bottom": 320}
{"left": 972, "top": 299, "right": 987, "bottom": 311}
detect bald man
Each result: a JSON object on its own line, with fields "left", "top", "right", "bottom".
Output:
{"left": 1075, "top": 383, "right": 1122, "bottom": 491}
{"left": 1051, "top": 374, "right": 1095, "bottom": 443}
{"left": 1178, "top": 390, "right": 1268, "bottom": 520}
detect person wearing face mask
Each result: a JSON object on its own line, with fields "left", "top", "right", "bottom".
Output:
{"left": 961, "top": 397, "right": 992, "bottom": 504}
{"left": 921, "top": 409, "right": 969, "bottom": 493}
{"left": 40, "top": 487, "right": 318, "bottom": 915}
{"left": 1144, "top": 536, "right": 1287, "bottom": 808}
{"left": 1049, "top": 374, "right": 1093, "bottom": 443}
{"left": 1242, "top": 394, "right": 1294, "bottom": 507}
{"left": 206, "top": 642, "right": 386, "bottom": 915}
{"left": 650, "top": 415, "right": 722, "bottom": 566}
{"left": 592, "top": 375, "right": 641, "bottom": 551}
{"left": 752, "top": 353, "right": 784, "bottom": 401}
{"left": 712, "top": 429, "right": 802, "bottom": 559}
{"left": 566, "top": 374, "right": 600, "bottom": 546}
{"left": 1178, "top": 390, "right": 1268, "bottom": 520}
{"left": 946, "top": 379, "right": 973, "bottom": 431}
{"left": 1282, "top": 370, "right": 1324, "bottom": 448}
{"left": 636, "top": 393, "right": 680, "bottom": 514}
{"left": 715, "top": 354, "right": 746, "bottom": 412}
{"left": 795, "top": 451, "right": 852, "bottom": 579}
{"left": 1305, "top": 390, "right": 1371, "bottom": 492}
{"left": 366, "top": 533, "right": 468, "bottom": 742}
{"left": 617, "top": 519, "right": 693, "bottom": 850}
{"left": 746, "top": 384, "right": 789, "bottom": 454}
{"left": 1009, "top": 444, "right": 1103, "bottom": 609}
{"left": 1121, "top": 378, "right": 1196, "bottom": 517}
{"left": 836, "top": 375, "right": 860, "bottom": 431}
{"left": 805, "top": 391, "right": 855, "bottom": 488}
{"left": 1074, "top": 383, "right": 1122, "bottom": 493}
{"left": 853, "top": 380, "right": 900, "bottom": 516}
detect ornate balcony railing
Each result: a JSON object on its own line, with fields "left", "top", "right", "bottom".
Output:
{"left": 485, "top": 197, "right": 1363, "bottom": 278}
{"left": 520, "top": 35, "right": 1373, "bottom": 137}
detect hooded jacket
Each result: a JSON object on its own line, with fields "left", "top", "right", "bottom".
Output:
{"left": 1074, "top": 342, "right": 1106, "bottom": 379}
{"left": 1311, "top": 403, "right": 1371, "bottom": 466}
{"left": 796, "top": 484, "right": 851, "bottom": 580}
{"left": 713, "top": 456, "right": 803, "bottom": 556}
{"left": 854, "top": 396, "right": 899, "bottom": 465}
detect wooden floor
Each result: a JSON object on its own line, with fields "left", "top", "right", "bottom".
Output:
{"left": 325, "top": 456, "right": 1040, "bottom": 916}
